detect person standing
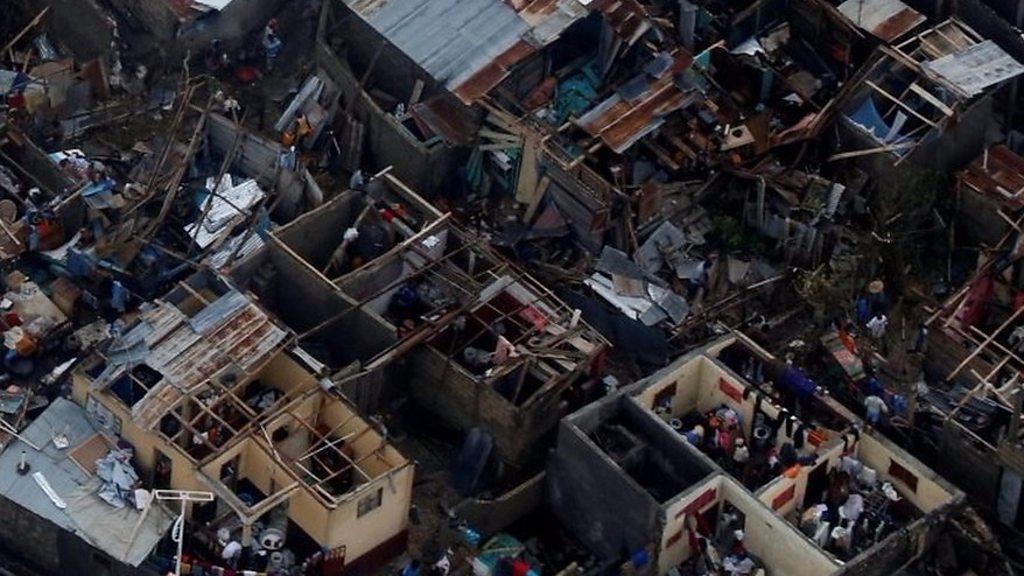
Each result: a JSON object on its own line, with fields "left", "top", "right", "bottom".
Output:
{"left": 864, "top": 394, "right": 888, "bottom": 426}
{"left": 263, "top": 19, "right": 283, "bottom": 71}
{"left": 866, "top": 314, "right": 888, "bottom": 340}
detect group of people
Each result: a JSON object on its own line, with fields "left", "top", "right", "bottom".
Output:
{"left": 674, "top": 404, "right": 818, "bottom": 490}
{"left": 675, "top": 505, "right": 765, "bottom": 576}
{"left": 798, "top": 456, "right": 906, "bottom": 560}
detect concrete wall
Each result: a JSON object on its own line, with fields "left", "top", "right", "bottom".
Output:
{"left": 547, "top": 414, "right": 660, "bottom": 561}
{"left": 935, "top": 421, "right": 1002, "bottom": 509}
{"left": 838, "top": 514, "right": 945, "bottom": 576}
{"left": 958, "top": 184, "right": 1011, "bottom": 246}
{"left": 407, "top": 346, "right": 524, "bottom": 461}
{"left": 230, "top": 236, "right": 401, "bottom": 411}
{"left": 757, "top": 440, "right": 845, "bottom": 518}
{"left": 658, "top": 475, "right": 719, "bottom": 573}
{"left": 26, "top": 0, "right": 112, "bottom": 61}
{"left": 857, "top": 432, "right": 960, "bottom": 512}
{"left": 274, "top": 190, "right": 362, "bottom": 269}
{"left": 0, "top": 477, "right": 161, "bottom": 576}
{"left": 206, "top": 113, "right": 319, "bottom": 222}
{"left": 633, "top": 353, "right": 844, "bottom": 455}
{"left": 720, "top": 478, "right": 841, "bottom": 576}
{"left": 263, "top": 240, "right": 396, "bottom": 364}
{"left": 454, "top": 473, "right": 546, "bottom": 537}
{"left": 315, "top": 6, "right": 460, "bottom": 197}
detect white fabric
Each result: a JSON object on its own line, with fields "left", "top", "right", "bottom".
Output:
{"left": 222, "top": 540, "right": 243, "bottom": 560}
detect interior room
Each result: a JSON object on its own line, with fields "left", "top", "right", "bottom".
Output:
{"left": 633, "top": 353, "right": 842, "bottom": 491}
{"left": 273, "top": 175, "right": 444, "bottom": 279}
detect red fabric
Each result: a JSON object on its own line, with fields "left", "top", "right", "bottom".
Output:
{"left": 235, "top": 66, "right": 260, "bottom": 84}
{"left": 6, "top": 92, "right": 24, "bottom": 109}
{"left": 959, "top": 275, "right": 995, "bottom": 331}
{"left": 1014, "top": 291, "right": 1024, "bottom": 311}
{"left": 772, "top": 484, "right": 796, "bottom": 510}
{"left": 512, "top": 559, "right": 529, "bottom": 576}
{"left": 695, "top": 511, "right": 712, "bottom": 535}
{"left": 837, "top": 330, "right": 858, "bottom": 355}
{"left": 680, "top": 486, "right": 717, "bottom": 517}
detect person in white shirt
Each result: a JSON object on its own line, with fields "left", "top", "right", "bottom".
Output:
{"left": 221, "top": 540, "right": 243, "bottom": 567}
{"left": 863, "top": 395, "right": 888, "bottom": 425}
{"left": 866, "top": 314, "right": 888, "bottom": 339}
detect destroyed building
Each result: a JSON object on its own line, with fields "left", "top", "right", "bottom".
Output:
{"left": 921, "top": 225, "right": 1024, "bottom": 533}
{"left": 71, "top": 270, "right": 414, "bottom": 574}
{"left": 2, "top": 0, "right": 1024, "bottom": 575}
{"left": 228, "top": 174, "right": 610, "bottom": 468}
{"left": 550, "top": 333, "right": 962, "bottom": 575}
{"left": 834, "top": 19, "right": 1024, "bottom": 180}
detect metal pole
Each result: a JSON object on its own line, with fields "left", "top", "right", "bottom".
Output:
{"left": 176, "top": 499, "right": 186, "bottom": 576}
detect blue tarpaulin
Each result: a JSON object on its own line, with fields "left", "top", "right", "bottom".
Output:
{"left": 848, "top": 96, "right": 891, "bottom": 140}
{"left": 779, "top": 366, "right": 818, "bottom": 399}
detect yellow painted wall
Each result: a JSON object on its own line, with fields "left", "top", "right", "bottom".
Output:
{"left": 324, "top": 463, "right": 414, "bottom": 558}
{"left": 856, "top": 433, "right": 955, "bottom": 513}
{"left": 72, "top": 350, "right": 415, "bottom": 564}
{"left": 658, "top": 475, "right": 720, "bottom": 573}
{"left": 71, "top": 371, "right": 206, "bottom": 492}
{"left": 756, "top": 440, "right": 846, "bottom": 518}
{"left": 720, "top": 479, "right": 840, "bottom": 576}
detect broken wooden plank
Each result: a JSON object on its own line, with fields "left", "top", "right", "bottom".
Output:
{"left": 865, "top": 80, "right": 939, "bottom": 128}
{"left": 1, "top": 7, "right": 50, "bottom": 58}
{"left": 908, "top": 82, "right": 955, "bottom": 116}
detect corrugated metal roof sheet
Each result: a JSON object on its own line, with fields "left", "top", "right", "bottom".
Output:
{"left": 342, "top": 0, "right": 537, "bottom": 103}
{"left": 340, "top": 0, "right": 651, "bottom": 103}
{"left": 577, "top": 51, "right": 694, "bottom": 153}
{"left": 100, "top": 291, "right": 288, "bottom": 430}
{"left": 0, "top": 398, "right": 177, "bottom": 567}
{"left": 0, "top": 398, "right": 93, "bottom": 533}
{"left": 961, "top": 145, "right": 1024, "bottom": 205}
{"left": 921, "top": 40, "right": 1024, "bottom": 98}
{"left": 836, "top": 0, "right": 924, "bottom": 42}
{"left": 410, "top": 94, "right": 480, "bottom": 145}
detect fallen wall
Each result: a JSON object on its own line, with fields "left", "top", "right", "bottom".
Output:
{"left": 453, "top": 473, "right": 546, "bottom": 536}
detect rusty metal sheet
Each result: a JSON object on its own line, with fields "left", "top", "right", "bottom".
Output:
{"left": 410, "top": 95, "right": 480, "bottom": 146}
{"left": 873, "top": 8, "right": 926, "bottom": 42}
{"left": 576, "top": 52, "right": 694, "bottom": 153}
{"left": 453, "top": 40, "right": 536, "bottom": 104}
{"left": 837, "top": 0, "right": 924, "bottom": 42}
{"left": 961, "top": 145, "right": 1024, "bottom": 205}
{"left": 125, "top": 298, "right": 286, "bottom": 429}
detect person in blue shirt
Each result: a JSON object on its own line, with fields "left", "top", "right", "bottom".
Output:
{"left": 264, "top": 30, "right": 283, "bottom": 71}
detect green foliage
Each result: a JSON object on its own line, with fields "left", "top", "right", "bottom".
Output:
{"left": 711, "top": 215, "right": 766, "bottom": 253}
